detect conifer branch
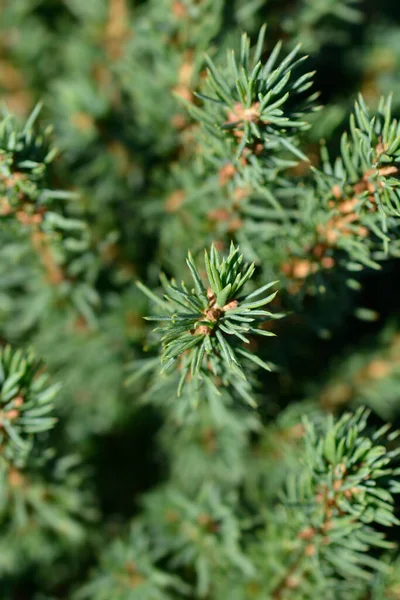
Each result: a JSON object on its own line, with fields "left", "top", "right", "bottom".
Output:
{"left": 138, "top": 243, "right": 281, "bottom": 398}
{"left": 0, "top": 108, "right": 101, "bottom": 326}
{"left": 0, "top": 345, "right": 59, "bottom": 465}
{"left": 75, "top": 522, "right": 189, "bottom": 600}
{"left": 267, "top": 408, "right": 400, "bottom": 596}
{"left": 191, "top": 25, "right": 319, "bottom": 161}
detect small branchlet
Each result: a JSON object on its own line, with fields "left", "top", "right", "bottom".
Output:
{"left": 318, "top": 95, "right": 400, "bottom": 234}
{"left": 1, "top": 453, "right": 97, "bottom": 567}
{"left": 274, "top": 408, "right": 400, "bottom": 594}
{"left": 137, "top": 243, "right": 281, "bottom": 399}
{"left": 0, "top": 345, "right": 59, "bottom": 465}
{"left": 273, "top": 97, "right": 400, "bottom": 289}
{"left": 0, "top": 108, "right": 100, "bottom": 324}
{"left": 74, "top": 521, "right": 189, "bottom": 600}
{"left": 142, "top": 486, "right": 253, "bottom": 598}
{"left": 0, "top": 104, "right": 59, "bottom": 218}
{"left": 191, "top": 25, "right": 319, "bottom": 160}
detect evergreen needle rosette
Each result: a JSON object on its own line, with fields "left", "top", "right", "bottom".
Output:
{"left": 0, "top": 105, "right": 57, "bottom": 217}
{"left": 191, "top": 25, "right": 319, "bottom": 159}
{"left": 0, "top": 108, "right": 100, "bottom": 327}
{"left": 316, "top": 96, "right": 400, "bottom": 244}
{"left": 138, "top": 243, "right": 281, "bottom": 397}
{"left": 0, "top": 345, "right": 59, "bottom": 465}
{"left": 279, "top": 408, "right": 400, "bottom": 585}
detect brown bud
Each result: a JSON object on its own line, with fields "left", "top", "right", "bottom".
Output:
{"left": 172, "top": 85, "right": 193, "bottom": 103}
{"left": 313, "top": 243, "right": 326, "bottom": 259}
{"left": 321, "top": 256, "right": 335, "bottom": 269}
{"left": 218, "top": 163, "right": 236, "bottom": 186}
{"left": 207, "top": 288, "right": 216, "bottom": 304}
{"left": 339, "top": 198, "right": 358, "bottom": 214}
{"left": 171, "top": 114, "right": 187, "bottom": 129}
{"left": 227, "top": 102, "right": 260, "bottom": 124}
{"left": 8, "top": 468, "right": 24, "bottom": 488}
{"left": 298, "top": 527, "right": 315, "bottom": 540}
{"left": 378, "top": 165, "right": 398, "bottom": 177}
{"left": 16, "top": 210, "right": 31, "bottom": 226}
{"left": 172, "top": 1, "right": 187, "bottom": 18}
{"left": 207, "top": 208, "right": 231, "bottom": 222}
{"left": 333, "top": 479, "right": 343, "bottom": 491}
{"left": 376, "top": 140, "right": 388, "bottom": 158}
{"left": 178, "top": 57, "right": 194, "bottom": 88}
{"left": 356, "top": 226, "right": 368, "bottom": 237}
{"left": 13, "top": 396, "right": 24, "bottom": 408}
{"left": 292, "top": 259, "right": 313, "bottom": 279}
{"left": 4, "top": 409, "right": 19, "bottom": 421}
{"left": 331, "top": 185, "right": 342, "bottom": 200}
{"left": 363, "top": 359, "right": 391, "bottom": 380}
{"left": 233, "top": 186, "right": 251, "bottom": 203}
{"left": 285, "top": 575, "right": 302, "bottom": 589}
{"left": 228, "top": 217, "right": 243, "bottom": 232}
{"left": 193, "top": 325, "right": 211, "bottom": 336}
{"left": 223, "top": 300, "right": 238, "bottom": 312}
{"left": 205, "top": 307, "right": 222, "bottom": 322}
{"left": 165, "top": 190, "right": 185, "bottom": 213}
{"left": 213, "top": 240, "right": 225, "bottom": 252}
{"left": 0, "top": 197, "right": 12, "bottom": 216}
{"left": 304, "top": 544, "right": 316, "bottom": 557}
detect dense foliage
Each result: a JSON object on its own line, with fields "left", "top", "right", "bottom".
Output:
{"left": 2, "top": 1, "right": 400, "bottom": 598}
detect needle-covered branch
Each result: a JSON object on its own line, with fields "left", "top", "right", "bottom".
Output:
{"left": 0, "top": 108, "right": 101, "bottom": 327}
{"left": 190, "top": 25, "right": 319, "bottom": 160}
{"left": 0, "top": 345, "right": 59, "bottom": 465}
{"left": 265, "top": 408, "right": 400, "bottom": 596}
{"left": 317, "top": 95, "right": 400, "bottom": 230}
{"left": 138, "top": 243, "right": 281, "bottom": 398}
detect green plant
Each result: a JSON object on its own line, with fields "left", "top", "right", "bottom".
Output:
{"left": 2, "top": 2, "right": 400, "bottom": 599}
